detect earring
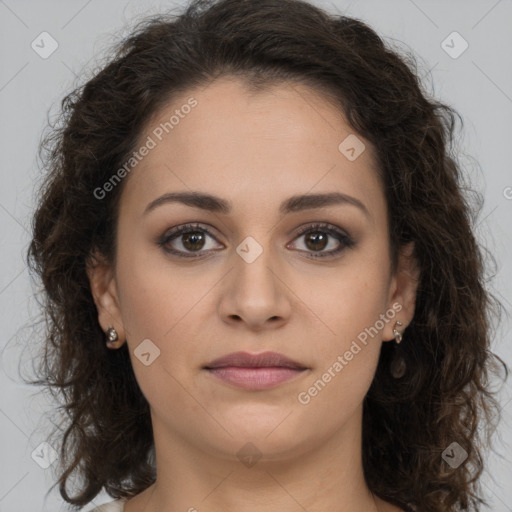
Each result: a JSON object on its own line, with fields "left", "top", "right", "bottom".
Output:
{"left": 105, "top": 326, "right": 122, "bottom": 348}
{"left": 393, "top": 321, "right": 403, "bottom": 344}
{"left": 390, "top": 321, "right": 406, "bottom": 379}
{"left": 106, "top": 326, "right": 118, "bottom": 342}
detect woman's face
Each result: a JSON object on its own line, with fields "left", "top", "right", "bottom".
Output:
{"left": 90, "top": 76, "right": 418, "bottom": 462}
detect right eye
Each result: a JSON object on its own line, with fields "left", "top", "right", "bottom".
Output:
{"left": 157, "top": 223, "right": 224, "bottom": 258}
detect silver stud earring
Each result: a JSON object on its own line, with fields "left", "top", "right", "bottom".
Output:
{"left": 106, "top": 326, "right": 119, "bottom": 343}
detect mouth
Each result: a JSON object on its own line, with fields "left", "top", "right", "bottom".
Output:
{"left": 203, "top": 351, "right": 309, "bottom": 390}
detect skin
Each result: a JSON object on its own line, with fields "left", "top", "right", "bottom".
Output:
{"left": 88, "top": 76, "right": 419, "bottom": 512}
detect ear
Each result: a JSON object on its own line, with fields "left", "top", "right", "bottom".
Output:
{"left": 383, "top": 241, "right": 420, "bottom": 342}
{"left": 86, "top": 249, "right": 126, "bottom": 348}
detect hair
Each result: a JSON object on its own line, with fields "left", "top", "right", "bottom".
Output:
{"left": 26, "top": 0, "right": 508, "bottom": 511}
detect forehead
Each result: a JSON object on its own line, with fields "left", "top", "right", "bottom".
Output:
{"left": 119, "top": 76, "right": 384, "bottom": 221}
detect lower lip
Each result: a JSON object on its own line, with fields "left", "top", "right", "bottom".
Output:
{"left": 205, "top": 366, "right": 307, "bottom": 390}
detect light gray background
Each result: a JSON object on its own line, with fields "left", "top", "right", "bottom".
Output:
{"left": 0, "top": 0, "right": 511, "bottom": 511}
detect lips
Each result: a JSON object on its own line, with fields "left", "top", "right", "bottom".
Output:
{"left": 203, "top": 351, "right": 308, "bottom": 390}
{"left": 203, "top": 351, "right": 307, "bottom": 370}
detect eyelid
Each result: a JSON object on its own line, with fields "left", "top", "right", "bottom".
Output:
{"left": 157, "top": 222, "right": 224, "bottom": 255}
{"left": 157, "top": 221, "right": 355, "bottom": 259}
{"left": 287, "top": 222, "right": 355, "bottom": 258}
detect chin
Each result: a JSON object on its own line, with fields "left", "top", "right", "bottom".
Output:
{"left": 200, "top": 410, "right": 317, "bottom": 460}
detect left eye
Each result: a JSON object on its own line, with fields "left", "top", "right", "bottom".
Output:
{"left": 287, "top": 222, "right": 355, "bottom": 259}
{"left": 158, "top": 222, "right": 354, "bottom": 259}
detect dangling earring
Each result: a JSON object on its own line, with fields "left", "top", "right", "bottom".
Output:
{"left": 390, "top": 321, "right": 406, "bottom": 378}
{"left": 105, "top": 326, "right": 121, "bottom": 348}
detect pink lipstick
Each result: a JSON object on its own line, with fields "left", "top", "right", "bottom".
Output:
{"left": 203, "top": 351, "right": 308, "bottom": 390}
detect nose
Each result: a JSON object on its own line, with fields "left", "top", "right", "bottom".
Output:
{"left": 217, "top": 243, "right": 292, "bottom": 331}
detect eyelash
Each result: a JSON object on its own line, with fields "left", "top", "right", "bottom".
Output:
{"left": 157, "top": 222, "right": 355, "bottom": 260}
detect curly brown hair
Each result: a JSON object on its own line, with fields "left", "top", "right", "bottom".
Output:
{"left": 26, "top": 0, "right": 508, "bottom": 511}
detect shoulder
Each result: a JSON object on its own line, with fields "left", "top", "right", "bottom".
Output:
{"left": 85, "top": 498, "right": 126, "bottom": 512}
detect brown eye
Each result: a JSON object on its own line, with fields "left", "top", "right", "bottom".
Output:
{"left": 157, "top": 222, "right": 355, "bottom": 260}
{"left": 181, "top": 231, "right": 207, "bottom": 251}
{"left": 304, "top": 231, "right": 329, "bottom": 252}
{"left": 158, "top": 223, "right": 223, "bottom": 258}
{"left": 289, "top": 222, "right": 355, "bottom": 259}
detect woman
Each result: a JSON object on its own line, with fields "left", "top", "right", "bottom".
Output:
{"left": 27, "top": 0, "right": 508, "bottom": 511}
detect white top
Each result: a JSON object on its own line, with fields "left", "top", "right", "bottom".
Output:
{"left": 87, "top": 498, "right": 126, "bottom": 511}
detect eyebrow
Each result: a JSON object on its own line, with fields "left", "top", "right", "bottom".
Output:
{"left": 143, "top": 191, "right": 370, "bottom": 218}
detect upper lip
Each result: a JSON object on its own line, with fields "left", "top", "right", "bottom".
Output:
{"left": 204, "top": 351, "right": 307, "bottom": 370}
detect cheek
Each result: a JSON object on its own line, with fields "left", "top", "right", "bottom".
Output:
{"left": 114, "top": 252, "right": 200, "bottom": 416}
{"left": 114, "top": 235, "right": 186, "bottom": 339}
{"left": 297, "top": 243, "right": 391, "bottom": 404}
{"left": 115, "top": 263, "right": 166, "bottom": 339}
{"left": 311, "top": 248, "right": 391, "bottom": 343}
{"left": 296, "top": 282, "right": 387, "bottom": 423}
{"left": 114, "top": 243, "right": 212, "bottom": 376}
